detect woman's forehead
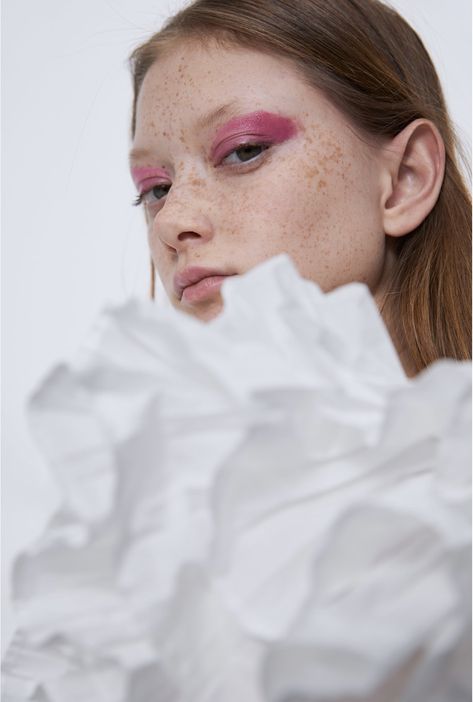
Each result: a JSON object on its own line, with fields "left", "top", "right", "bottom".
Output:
{"left": 135, "top": 43, "right": 337, "bottom": 136}
{"left": 141, "top": 42, "right": 316, "bottom": 105}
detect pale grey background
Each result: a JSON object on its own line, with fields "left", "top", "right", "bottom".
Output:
{"left": 2, "top": 0, "right": 471, "bottom": 649}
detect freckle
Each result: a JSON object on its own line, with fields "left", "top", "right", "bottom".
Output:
{"left": 317, "top": 179, "right": 327, "bottom": 191}
{"left": 305, "top": 165, "right": 320, "bottom": 179}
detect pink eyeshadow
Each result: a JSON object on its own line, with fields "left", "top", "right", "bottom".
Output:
{"left": 131, "top": 166, "right": 169, "bottom": 189}
{"left": 211, "top": 110, "right": 299, "bottom": 161}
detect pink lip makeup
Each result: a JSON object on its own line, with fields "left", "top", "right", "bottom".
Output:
{"left": 181, "top": 275, "right": 230, "bottom": 304}
{"left": 210, "top": 110, "right": 299, "bottom": 162}
{"left": 131, "top": 166, "right": 170, "bottom": 192}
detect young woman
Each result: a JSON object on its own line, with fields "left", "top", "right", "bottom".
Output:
{"left": 2, "top": 2, "right": 471, "bottom": 700}
{"left": 128, "top": 0, "right": 471, "bottom": 376}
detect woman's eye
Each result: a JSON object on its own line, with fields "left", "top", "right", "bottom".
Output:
{"left": 143, "top": 184, "right": 171, "bottom": 202}
{"left": 221, "top": 143, "right": 270, "bottom": 166}
{"left": 133, "top": 183, "right": 171, "bottom": 207}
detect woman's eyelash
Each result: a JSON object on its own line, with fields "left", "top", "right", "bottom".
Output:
{"left": 132, "top": 142, "right": 271, "bottom": 207}
{"left": 132, "top": 185, "right": 170, "bottom": 207}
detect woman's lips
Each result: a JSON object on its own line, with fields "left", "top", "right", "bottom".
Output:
{"left": 173, "top": 266, "right": 237, "bottom": 304}
{"left": 181, "top": 274, "right": 231, "bottom": 303}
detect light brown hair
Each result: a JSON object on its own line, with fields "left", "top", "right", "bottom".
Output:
{"left": 129, "top": 0, "right": 471, "bottom": 373}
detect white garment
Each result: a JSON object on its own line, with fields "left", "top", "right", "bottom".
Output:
{"left": 2, "top": 255, "right": 471, "bottom": 701}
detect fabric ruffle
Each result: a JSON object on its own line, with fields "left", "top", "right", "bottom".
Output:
{"left": 2, "top": 255, "right": 471, "bottom": 701}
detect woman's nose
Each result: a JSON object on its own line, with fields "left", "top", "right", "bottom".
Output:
{"left": 151, "top": 186, "right": 215, "bottom": 253}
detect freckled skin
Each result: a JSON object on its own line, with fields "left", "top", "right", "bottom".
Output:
{"left": 131, "top": 40, "right": 388, "bottom": 321}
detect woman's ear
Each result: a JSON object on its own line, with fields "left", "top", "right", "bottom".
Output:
{"left": 380, "top": 119, "right": 446, "bottom": 237}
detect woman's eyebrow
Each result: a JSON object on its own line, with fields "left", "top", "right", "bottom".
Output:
{"left": 195, "top": 100, "right": 242, "bottom": 131}
{"left": 129, "top": 146, "right": 152, "bottom": 162}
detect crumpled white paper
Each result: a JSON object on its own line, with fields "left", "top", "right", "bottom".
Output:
{"left": 2, "top": 255, "right": 471, "bottom": 702}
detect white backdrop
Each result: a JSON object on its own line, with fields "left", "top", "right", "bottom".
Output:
{"left": 2, "top": 0, "right": 471, "bottom": 648}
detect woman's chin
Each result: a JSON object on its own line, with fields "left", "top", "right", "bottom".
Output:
{"left": 178, "top": 297, "right": 224, "bottom": 323}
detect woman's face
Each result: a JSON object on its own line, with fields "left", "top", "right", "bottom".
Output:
{"left": 130, "top": 41, "right": 389, "bottom": 320}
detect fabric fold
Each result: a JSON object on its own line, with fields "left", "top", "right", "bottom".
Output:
{"left": 2, "top": 255, "right": 470, "bottom": 701}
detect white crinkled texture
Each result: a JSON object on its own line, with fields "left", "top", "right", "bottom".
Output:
{"left": 1, "top": 255, "right": 471, "bottom": 702}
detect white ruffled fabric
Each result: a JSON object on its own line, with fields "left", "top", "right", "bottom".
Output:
{"left": 2, "top": 255, "right": 471, "bottom": 702}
